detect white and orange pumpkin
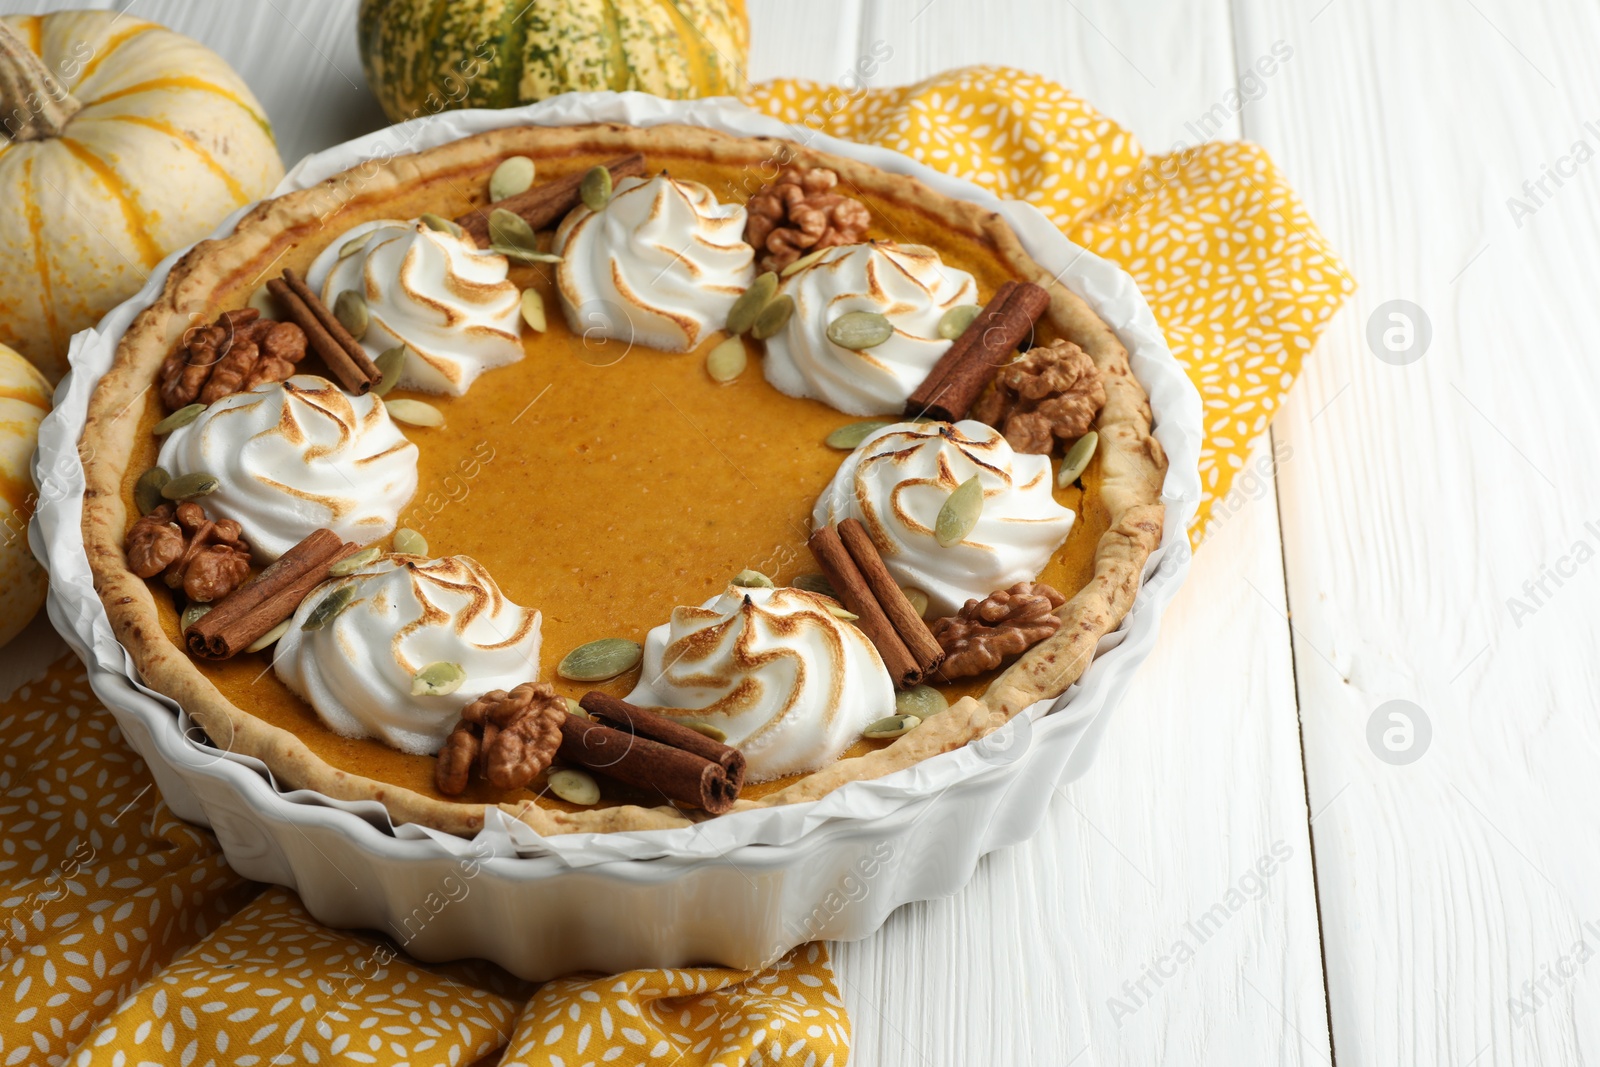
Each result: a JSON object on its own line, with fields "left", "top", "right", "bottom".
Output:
{"left": 0, "top": 342, "right": 51, "bottom": 648}
{"left": 0, "top": 11, "right": 283, "bottom": 381}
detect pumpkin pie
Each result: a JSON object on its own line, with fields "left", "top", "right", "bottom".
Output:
{"left": 81, "top": 122, "right": 1166, "bottom": 837}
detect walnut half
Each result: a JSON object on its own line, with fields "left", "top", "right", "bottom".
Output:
{"left": 930, "top": 582, "right": 1068, "bottom": 680}
{"left": 745, "top": 166, "right": 871, "bottom": 273}
{"left": 125, "top": 502, "right": 252, "bottom": 603}
{"left": 971, "top": 339, "right": 1107, "bottom": 455}
{"left": 435, "top": 682, "right": 566, "bottom": 795}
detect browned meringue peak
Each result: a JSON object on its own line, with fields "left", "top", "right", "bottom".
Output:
{"left": 309, "top": 219, "right": 523, "bottom": 396}
{"left": 275, "top": 554, "right": 543, "bottom": 756}
{"left": 812, "top": 419, "right": 1074, "bottom": 616}
{"left": 626, "top": 585, "right": 893, "bottom": 781}
{"left": 156, "top": 374, "right": 418, "bottom": 562}
{"left": 552, "top": 174, "right": 755, "bottom": 352}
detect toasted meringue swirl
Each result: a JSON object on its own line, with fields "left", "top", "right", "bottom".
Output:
{"left": 626, "top": 585, "right": 893, "bottom": 781}
{"left": 763, "top": 242, "right": 979, "bottom": 415}
{"left": 812, "top": 420, "right": 1075, "bottom": 616}
{"left": 307, "top": 219, "right": 524, "bottom": 396}
{"left": 552, "top": 174, "right": 755, "bottom": 352}
{"left": 156, "top": 375, "right": 418, "bottom": 562}
{"left": 275, "top": 555, "right": 543, "bottom": 755}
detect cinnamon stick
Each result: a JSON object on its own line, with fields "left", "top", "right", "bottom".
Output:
{"left": 580, "top": 692, "right": 746, "bottom": 791}
{"left": 185, "top": 529, "right": 362, "bottom": 659}
{"left": 266, "top": 269, "right": 381, "bottom": 395}
{"left": 808, "top": 524, "right": 921, "bottom": 688}
{"left": 455, "top": 153, "right": 649, "bottom": 245}
{"left": 905, "top": 280, "right": 1051, "bottom": 422}
{"left": 837, "top": 518, "right": 945, "bottom": 676}
{"left": 557, "top": 712, "right": 737, "bottom": 814}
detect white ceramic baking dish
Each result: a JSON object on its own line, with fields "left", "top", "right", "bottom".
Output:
{"left": 32, "top": 92, "right": 1202, "bottom": 981}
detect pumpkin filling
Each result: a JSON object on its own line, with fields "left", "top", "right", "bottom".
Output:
{"left": 121, "top": 150, "right": 1113, "bottom": 816}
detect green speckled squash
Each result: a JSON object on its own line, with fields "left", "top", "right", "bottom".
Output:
{"left": 356, "top": 0, "right": 749, "bottom": 123}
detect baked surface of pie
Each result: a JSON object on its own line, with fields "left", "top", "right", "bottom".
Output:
{"left": 82, "top": 123, "right": 1166, "bottom": 836}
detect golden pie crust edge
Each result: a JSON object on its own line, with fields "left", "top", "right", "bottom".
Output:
{"left": 80, "top": 122, "right": 1168, "bottom": 839}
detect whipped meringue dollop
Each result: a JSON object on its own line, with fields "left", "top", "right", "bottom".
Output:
{"left": 813, "top": 420, "right": 1075, "bottom": 617}
{"left": 156, "top": 375, "right": 418, "bottom": 562}
{"left": 763, "top": 242, "right": 979, "bottom": 415}
{"left": 274, "top": 555, "right": 543, "bottom": 756}
{"left": 552, "top": 174, "right": 754, "bottom": 352}
{"left": 626, "top": 585, "right": 893, "bottom": 781}
{"left": 306, "top": 218, "right": 524, "bottom": 396}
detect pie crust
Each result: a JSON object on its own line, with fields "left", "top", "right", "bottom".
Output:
{"left": 81, "top": 123, "right": 1167, "bottom": 837}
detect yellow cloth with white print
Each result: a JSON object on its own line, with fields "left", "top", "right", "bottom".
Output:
{"left": 0, "top": 657, "right": 848, "bottom": 1066}
{"left": 0, "top": 67, "right": 1348, "bottom": 1067}
{"left": 745, "top": 66, "right": 1355, "bottom": 541}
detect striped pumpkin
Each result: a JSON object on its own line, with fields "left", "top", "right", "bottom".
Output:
{"left": 0, "top": 12, "right": 283, "bottom": 382}
{"left": 356, "top": 0, "right": 749, "bottom": 123}
{"left": 0, "top": 342, "right": 51, "bottom": 649}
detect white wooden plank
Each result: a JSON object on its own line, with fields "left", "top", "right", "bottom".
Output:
{"left": 1232, "top": 0, "right": 1600, "bottom": 1063}
{"left": 758, "top": 1, "right": 1331, "bottom": 1062}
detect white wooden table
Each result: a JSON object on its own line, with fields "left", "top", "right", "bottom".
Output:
{"left": 14, "top": 0, "right": 1599, "bottom": 1063}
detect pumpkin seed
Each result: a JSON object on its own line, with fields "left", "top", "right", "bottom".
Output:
{"left": 780, "top": 248, "right": 829, "bottom": 277}
{"left": 863, "top": 714, "right": 921, "bottom": 740}
{"left": 826, "top": 311, "right": 894, "bottom": 350}
{"left": 488, "top": 208, "right": 538, "bottom": 251}
{"left": 901, "top": 587, "right": 930, "bottom": 618}
{"left": 301, "top": 584, "right": 355, "bottom": 631}
{"left": 161, "top": 471, "right": 220, "bottom": 502}
{"left": 411, "top": 661, "right": 466, "bottom": 697}
{"left": 333, "top": 290, "right": 369, "bottom": 340}
{"left": 683, "top": 720, "right": 727, "bottom": 743}
{"left": 339, "top": 232, "right": 373, "bottom": 259}
{"left": 750, "top": 294, "right": 794, "bottom": 340}
{"left": 328, "top": 544, "right": 381, "bottom": 577}
{"left": 392, "top": 527, "right": 428, "bottom": 556}
{"left": 557, "top": 638, "right": 642, "bottom": 682}
{"left": 792, "top": 573, "right": 837, "bottom": 597}
{"left": 384, "top": 398, "right": 444, "bottom": 427}
{"left": 547, "top": 768, "right": 601, "bottom": 806}
{"left": 937, "top": 304, "right": 982, "bottom": 341}
{"left": 520, "top": 288, "right": 547, "bottom": 332}
{"left": 725, "top": 272, "right": 778, "bottom": 335}
{"left": 245, "top": 618, "right": 292, "bottom": 654}
{"left": 419, "top": 213, "right": 463, "bottom": 238}
{"left": 489, "top": 155, "right": 536, "bottom": 202}
{"left": 731, "top": 568, "right": 774, "bottom": 589}
{"left": 564, "top": 697, "right": 587, "bottom": 719}
{"left": 153, "top": 404, "right": 204, "bottom": 435}
{"left": 1057, "top": 431, "right": 1099, "bottom": 488}
{"left": 895, "top": 685, "right": 947, "bottom": 720}
{"left": 180, "top": 602, "right": 211, "bottom": 631}
{"left": 134, "top": 467, "right": 170, "bottom": 514}
{"left": 580, "top": 165, "right": 612, "bottom": 212}
{"left": 825, "top": 420, "right": 894, "bottom": 450}
{"left": 827, "top": 604, "right": 859, "bottom": 621}
{"left": 247, "top": 285, "right": 278, "bottom": 317}
{"left": 934, "top": 475, "right": 984, "bottom": 547}
{"left": 490, "top": 244, "right": 564, "bottom": 265}
{"left": 706, "top": 336, "right": 747, "bottom": 383}
{"left": 372, "top": 345, "right": 408, "bottom": 397}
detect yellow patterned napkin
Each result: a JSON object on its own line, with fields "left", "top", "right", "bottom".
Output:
{"left": 0, "top": 657, "right": 848, "bottom": 1066}
{"left": 1, "top": 66, "right": 1349, "bottom": 1067}
{"left": 745, "top": 65, "right": 1355, "bottom": 540}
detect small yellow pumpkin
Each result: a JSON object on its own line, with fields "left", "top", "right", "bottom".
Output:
{"left": 0, "top": 12, "right": 284, "bottom": 382}
{"left": 0, "top": 342, "right": 51, "bottom": 648}
{"left": 357, "top": 0, "right": 749, "bottom": 123}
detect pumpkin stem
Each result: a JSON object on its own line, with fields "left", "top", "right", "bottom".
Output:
{"left": 0, "top": 20, "right": 81, "bottom": 142}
